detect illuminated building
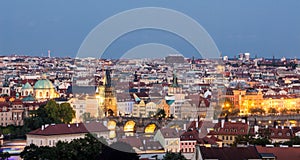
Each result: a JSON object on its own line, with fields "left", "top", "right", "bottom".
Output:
{"left": 168, "top": 72, "right": 185, "bottom": 119}
{"left": 262, "top": 95, "right": 300, "bottom": 113}
{"left": 96, "top": 70, "right": 117, "bottom": 117}
{"left": 224, "top": 87, "right": 263, "bottom": 115}
{"left": 33, "top": 74, "right": 59, "bottom": 100}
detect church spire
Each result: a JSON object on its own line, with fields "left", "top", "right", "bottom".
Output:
{"left": 105, "top": 69, "right": 112, "bottom": 87}
{"left": 171, "top": 71, "right": 179, "bottom": 87}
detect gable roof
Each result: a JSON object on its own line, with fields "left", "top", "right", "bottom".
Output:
{"left": 209, "top": 121, "right": 249, "bottom": 136}
{"left": 159, "top": 128, "right": 180, "bottom": 138}
{"left": 27, "top": 122, "right": 109, "bottom": 136}
{"left": 256, "top": 146, "right": 300, "bottom": 160}
{"left": 199, "top": 146, "right": 261, "bottom": 160}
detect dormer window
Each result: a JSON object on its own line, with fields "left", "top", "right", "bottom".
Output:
{"left": 271, "top": 133, "right": 275, "bottom": 136}
{"left": 225, "top": 129, "right": 228, "bottom": 132}
{"left": 286, "top": 133, "right": 290, "bottom": 136}
{"left": 278, "top": 132, "right": 282, "bottom": 136}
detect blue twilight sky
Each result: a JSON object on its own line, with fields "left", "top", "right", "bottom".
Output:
{"left": 0, "top": 0, "right": 300, "bottom": 59}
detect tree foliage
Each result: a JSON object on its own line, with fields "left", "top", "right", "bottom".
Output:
{"left": 155, "top": 109, "right": 166, "bottom": 120}
{"left": 249, "top": 107, "right": 266, "bottom": 115}
{"left": 0, "top": 145, "right": 10, "bottom": 160}
{"left": 163, "top": 151, "right": 187, "bottom": 160}
{"left": 234, "top": 134, "right": 271, "bottom": 146}
{"left": 20, "top": 134, "right": 139, "bottom": 160}
{"left": 44, "top": 100, "right": 75, "bottom": 124}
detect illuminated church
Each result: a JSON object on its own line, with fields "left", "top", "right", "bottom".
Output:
{"left": 96, "top": 70, "right": 117, "bottom": 117}
{"left": 32, "top": 74, "right": 59, "bottom": 100}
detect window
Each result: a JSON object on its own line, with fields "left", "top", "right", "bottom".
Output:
{"left": 271, "top": 133, "right": 275, "bottom": 136}
{"left": 49, "top": 140, "right": 51, "bottom": 145}
{"left": 278, "top": 133, "right": 282, "bottom": 136}
{"left": 287, "top": 133, "right": 290, "bottom": 136}
{"left": 39, "top": 92, "right": 42, "bottom": 97}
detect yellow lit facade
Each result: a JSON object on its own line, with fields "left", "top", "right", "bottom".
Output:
{"left": 224, "top": 89, "right": 300, "bottom": 115}
{"left": 262, "top": 97, "right": 299, "bottom": 113}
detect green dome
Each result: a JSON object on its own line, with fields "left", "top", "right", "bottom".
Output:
{"left": 33, "top": 79, "right": 55, "bottom": 89}
{"left": 22, "top": 94, "right": 35, "bottom": 102}
{"left": 22, "top": 82, "right": 33, "bottom": 90}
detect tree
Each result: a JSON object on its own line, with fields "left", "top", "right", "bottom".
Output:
{"left": 155, "top": 109, "right": 166, "bottom": 120}
{"left": 0, "top": 152, "right": 10, "bottom": 160}
{"left": 102, "top": 142, "right": 139, "bottom": 160}
{"left": 0, "top": 144, "right": 10, "bottom": 160}
{"left": 58, "top": 103, "right": 75, "bottom": 124}
{"left": 234, "top": 135, "right": 271, "bottom": 146}
{"left": 81, "top": 112, "right": 92, "bottom": 122}
{"left": 44, "top": 100, "right": 75, "bottom": 124}
{"left": 228, "top": 108, "right": 240, "bottom": 116}
{"left": 268, "top": 108, "right": 278, "bottom": 115}
{"left": 163, "top": 151, "right": 187, "bottom": 160}
{"left": 20, "top": 133, "right": 138, "bottom": 160}
{"left": 283, "top": 137, "right": 300, "bottom": 146}
{"left": 250, "top": 107, "right": 265, "bottom": 115}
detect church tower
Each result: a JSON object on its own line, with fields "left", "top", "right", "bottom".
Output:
{"left": 100, "top": 70, "right": 117, "bottom": 117}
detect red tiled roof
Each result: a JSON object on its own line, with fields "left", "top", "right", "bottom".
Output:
{"left": 256, "top": 146, "right": 300, "bottom": 160}
{"left": 209, "top": 122, "right": 249, "bottom": 136}
{"left": 160, "top": 128, "right": 180, "bottom": 138}
{"left": 199, "top": 146, "right": 260, "bottom": 160}
{"left": 28, "top": 122, "right": 109, "bottom": 136}
{"left": 269, "top": 127, "right": 293, "bottom": 140}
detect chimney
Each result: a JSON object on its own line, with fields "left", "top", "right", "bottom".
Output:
{"left": 68, "top": 124, "right": 71, "bottom": 128}
{"left": 281, "top": 126, "right": 284, "bottom": 130}
{"left": 196, "top": 121, "right": 199, "bottom": 128}
{"left": 41, "top": 125, "right": 45, "bottom": 130}
{"left": 265, "top": 125, "right": 268, "bottom": 129}
{"left": 275, "top": 125, "right": 278, "bottom": 129}
{"left": 254, "top": 125, "right": 259, "bottom": 133}
{"left": 76, "top": 123, "right": 79, "bottom": 127}
{"left": 183, "top": 123, "right": 186, "bottom": 130}
{"left": 103, "top": 121, "right": 107, "bottom": 127}
{"left": 221, "top": 119, "right": 225, "bottom": 128}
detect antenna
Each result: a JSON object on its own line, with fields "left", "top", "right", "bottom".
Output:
{"left": 48, "top": 50, "right": 51, "bottom": 58}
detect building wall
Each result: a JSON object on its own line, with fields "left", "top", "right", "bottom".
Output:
{"left": 26, "top": 133, "right": 86, "bottom": 147}
{"left": 180, "top": 140, "right": 197, "bottom": 153}
{"left": 216, "top": 135, "right": 236, "bottom": 145}
{"left": 117, "top": 101, "right": 133, "bottom": 116}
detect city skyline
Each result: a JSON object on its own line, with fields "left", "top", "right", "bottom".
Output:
{"left": 1, "top": 0, "right": 300, "bottom": 59}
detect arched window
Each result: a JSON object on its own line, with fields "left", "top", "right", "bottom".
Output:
{"left": 46, "top": 92, "right": 49, "bottom": 98}
{"left": 25, "top": 91, "right": 28, "bottom": 96}
{"left": 39, "top": 92, "right": 42, "bottom": 97}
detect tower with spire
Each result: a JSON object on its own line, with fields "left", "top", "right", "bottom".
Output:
{"left": 191, "top": 56, "right": 196, "bottom": 70}
{"left": 96, "top": 69, "right": 117, "bottom": 117}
